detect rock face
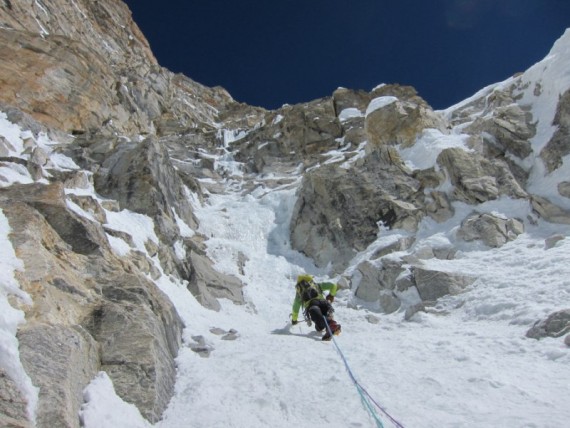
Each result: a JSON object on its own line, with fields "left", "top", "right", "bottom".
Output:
{"left": 0, "top": 179, "right": 184, "bottom": 425}
{"left": 83, "top": 281, "right": 181, "bottom": 423}
{"left": 0, "top": 0, "right": 242, "bottom": 137}
{"left": 231, "top": 96, "right": 343, "bottom": 174}
{"left": 18, "top": 325, "right": 99, "bottom": 428}
{"left": 0, "top": 369, "right": 29, "bottom": 428}
{"left": 291, "top": 145, "right": 423, "bottom": 270}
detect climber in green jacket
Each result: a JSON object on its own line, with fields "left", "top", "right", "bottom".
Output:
{"left": 290, "top": 274, "right": 341, "bottom": 341}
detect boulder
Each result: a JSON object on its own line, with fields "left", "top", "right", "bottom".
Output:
{"left": 365, "top": 85, "right": 447, "bottom": 148}
{"left": 457, "top": 212, "right": 524, "bottom": 248}
{"left": 187, "top": 250, "right": 244, "bottom": 311}
{"left": 353, "top": 258, "right": 406, "bottom": 313}
{"left": 404, "top": 239, "right": 457, "bottom": 262}
{"left": 365, "top": 314, "right": 381, "bottom": 324}
{"left": 379, "top": 292, "right": 402, "bottom": 314}
{"left": 530, "top": 195, "right": 570, "bottom": 225}
{"left": 369, "top": 235, "right": 416, "bottom": 260}
{"left": 0, "top": 135, "right": 16, "bottom": 157}
{"left": 404, "top": 301, "right": 438, "bottom": 321}
{"left": 333, "top": 88, "right": 369, "bottom": 146}
{"left": 412, "top": 267, "right": 476, "bottom": 301}
{"left": 354, "top": 261, "right": 383, "bottom": 302}
{"left": 526, "top": 309, "right": 570, "bottom": 340}
{"left": 424, "top": 190, "right": 455, "bottom": 223}
{"left": 332, "top": 87, "right": 371, "bottom": 114}
{"left": 544, "top": 234, "right": 565, "bottom": 250}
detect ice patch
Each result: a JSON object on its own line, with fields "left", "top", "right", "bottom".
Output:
{"left": 338, "top": 108, "right": 363, "bottom": 122}
{"left": 399, "top": 129, "right": 471, "bottom": 170}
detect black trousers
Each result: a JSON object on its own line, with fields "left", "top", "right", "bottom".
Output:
{"left": 307, "top": 299, "right": 333, "bottom": 331}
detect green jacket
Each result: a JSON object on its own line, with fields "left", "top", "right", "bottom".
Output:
{"left": 291, "top": 281, "right": 337, "bottom": 322}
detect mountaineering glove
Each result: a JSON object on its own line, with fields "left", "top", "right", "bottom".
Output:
{"left": 291, "top": 320, "right": 298, "bottom": 325}
{"left": 326, "top": 294, "right": 335, "bottom": 303}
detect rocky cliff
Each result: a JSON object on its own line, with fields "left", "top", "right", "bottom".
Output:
{"left": 1, "top": 1, "right": 569, "bottom": 427}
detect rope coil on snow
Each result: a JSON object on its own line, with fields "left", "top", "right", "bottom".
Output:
{"left": 323, "top": 317, "right": 405, "bottom": 428}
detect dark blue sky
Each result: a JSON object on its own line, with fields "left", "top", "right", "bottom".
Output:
{"left": 124, "top": 0, "right": 570, "bottom": 110}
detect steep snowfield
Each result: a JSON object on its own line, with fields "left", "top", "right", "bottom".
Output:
{"left": 81, "top": 177, "right": 570, "bottom": 428}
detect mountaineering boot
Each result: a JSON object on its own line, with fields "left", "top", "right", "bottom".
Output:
{"left": 322, "top": 320, "right": 341, "bottom": 341}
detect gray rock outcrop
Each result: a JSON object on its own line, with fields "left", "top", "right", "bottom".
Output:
{"left": 354, "top": 259, "right": 406, "bottom": 313}
{"left": 540, "top": 89, "right": 570, "bottom": 173}
{"left": 90, "top": 136, "right": 244, "bottom": 309}
{"left": 83, "top": 279, "right": 182, "bottom": 423}
{"left": 18, "top": 325, "right": 99, "bottom": 428}
{"left": 232, "top": 96, "right": 343, "bottom": 174}
{"left": 465, "top": 102, "right": 535, "bottom": 160}
{"left": 457, "top": 212, "right": 524, "bottom": 248}
{"left": 290, "top": 146, "right": 423, "bottom": 270}
{"left": 0, "top": 179, "right": 184, "bottom": 425}
{"left": 365, "top": 86, "right": 447, "bottom": 148}
{"left": 352, "top": 259, "right": 476, "bottom": 312}
{"left": 0, "top": 1, "right": 251, "bottom": 421}
{"left": 437, "top": 148, "right": 527, "bottom": 204}
{"left": 531, "top": 195, "right": 570, "bottom": 225}
{"left": 412, "top": 267, "right": 476, "bottom": 301}
{"left": 0, "top": 369, "right": 29, "bottom": 428}
{"left": 526, "top": 309, "right": 570, "bottom": 340}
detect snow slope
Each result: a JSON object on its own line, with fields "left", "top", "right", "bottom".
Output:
{"left": 80, "top": 170, "right": 570, "bottom": 428}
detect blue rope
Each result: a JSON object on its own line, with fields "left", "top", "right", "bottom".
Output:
{"left": 323, "top": 317, "right": 405, "bottom": 428}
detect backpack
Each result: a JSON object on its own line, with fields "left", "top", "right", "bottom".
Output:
{"left": 296, "top": 279, "right": 322, "bottom": 303}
